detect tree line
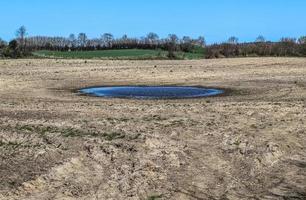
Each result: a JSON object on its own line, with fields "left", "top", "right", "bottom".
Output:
{"left": 0, "top": 26, "right": 306, "bottom": 58}
{"left": 0, "top": 26, "right": 205, "bottom": 58}
{"left": 205, "top": 36, "right": 306, "bottom": 58}
{"left": 25, "top": 33, "right": 205, "bottom": 52}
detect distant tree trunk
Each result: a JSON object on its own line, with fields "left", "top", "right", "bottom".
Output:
{"left": 16, "top": 26, "right": 27, "bottom": 52}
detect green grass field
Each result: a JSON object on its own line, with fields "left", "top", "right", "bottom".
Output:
{"left": 33, "top": 49, "right": 204, "bottom": 59}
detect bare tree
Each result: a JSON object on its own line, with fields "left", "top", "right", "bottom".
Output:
{"left": 147, "top": 32, "right": 159, "bottom": 40}
{"left": 182, "top": 36, "right": 192, "bottom": 43}
{"left": 121, "top": 34, "right": 128, "bottom": 41}
{"left": 69, "top": 34, "right": 76, "bottom": 41}
{"left": 68, "top": 34, "right": 76, "bottom": 48}
{"left": 146, "top": 32, "right": 159, "bottom": 48}
{"left": 101, "top": 33, "right": 114, "bottom": 48}
{"left": 0, "top": 38, "right": 6, "bottom": 48}
{"left": 78, "top": 33, "right": 87, "bottom": 48}
{"left": 167, "top": 34, "right": 179, "bottom": 58}
{"left": 255, "top": 35, "right": 266, "bottom": 43}
{"left": 16, "top": 26, "right": 27, "bottom": 49}
{"left": 181, "top": 36, "right": 193, "bottom": 52}
{"left": 279, "top": 37, "right": 297, "bottom": 56}
{"left": 197, "top": 36, "right": 206, "bottom": 47}
{"left": 168, "top": 34, "right": 179, "bottom": 44}
{"left": 228, "top": 36, "right": 239, "bottom": 44}
{"left": 298, "top": 36, "right": 306, "bottom": 44}
{"left": 119, "top": 34, "right": 129, "bottom": 49}
{"left": 280, "top": 37, "right": 296, "bottom": 43}
{"left": 299, "top": 36, "right": 306, "bottom": 55}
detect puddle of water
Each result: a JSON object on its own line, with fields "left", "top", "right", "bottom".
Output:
{"left": 79, "top": 86, "right": 224, "bottom": 99}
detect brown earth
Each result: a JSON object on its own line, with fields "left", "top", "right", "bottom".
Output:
{"left": 0, "top": 58, "right": 305, "bottom": 200}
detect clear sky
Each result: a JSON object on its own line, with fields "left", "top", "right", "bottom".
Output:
{"left": 0, "top": 0, "right": 305, "bottom": 44}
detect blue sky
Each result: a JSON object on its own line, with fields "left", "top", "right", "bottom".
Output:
{"left": 0, "top": 0, "right": 305, "bottom": 43}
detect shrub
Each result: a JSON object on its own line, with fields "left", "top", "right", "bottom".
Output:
{"left": 2, "top": 40, "right": 23, "bottom": 58}
{"left": 0, "top": 38, "right": 7, "bottom": 58}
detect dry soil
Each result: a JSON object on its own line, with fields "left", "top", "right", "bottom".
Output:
{"left": 0, "top": 58, "right": 305, "bottom": 200}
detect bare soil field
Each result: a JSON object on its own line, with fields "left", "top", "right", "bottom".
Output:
{"left": 0, "top": 58, "right": 305, "bottom": 200}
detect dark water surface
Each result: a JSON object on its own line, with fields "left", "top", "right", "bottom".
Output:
{"left": 79, "top": 86, "right": 224, "bottom": 99}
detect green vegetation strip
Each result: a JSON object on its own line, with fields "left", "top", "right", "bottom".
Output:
{"left": 33, "top": 49, "right": 204, "bottom": 59}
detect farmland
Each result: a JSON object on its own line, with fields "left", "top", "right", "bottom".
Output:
{"left": 0, "top": 58, "right": 305, "bottom": 199}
